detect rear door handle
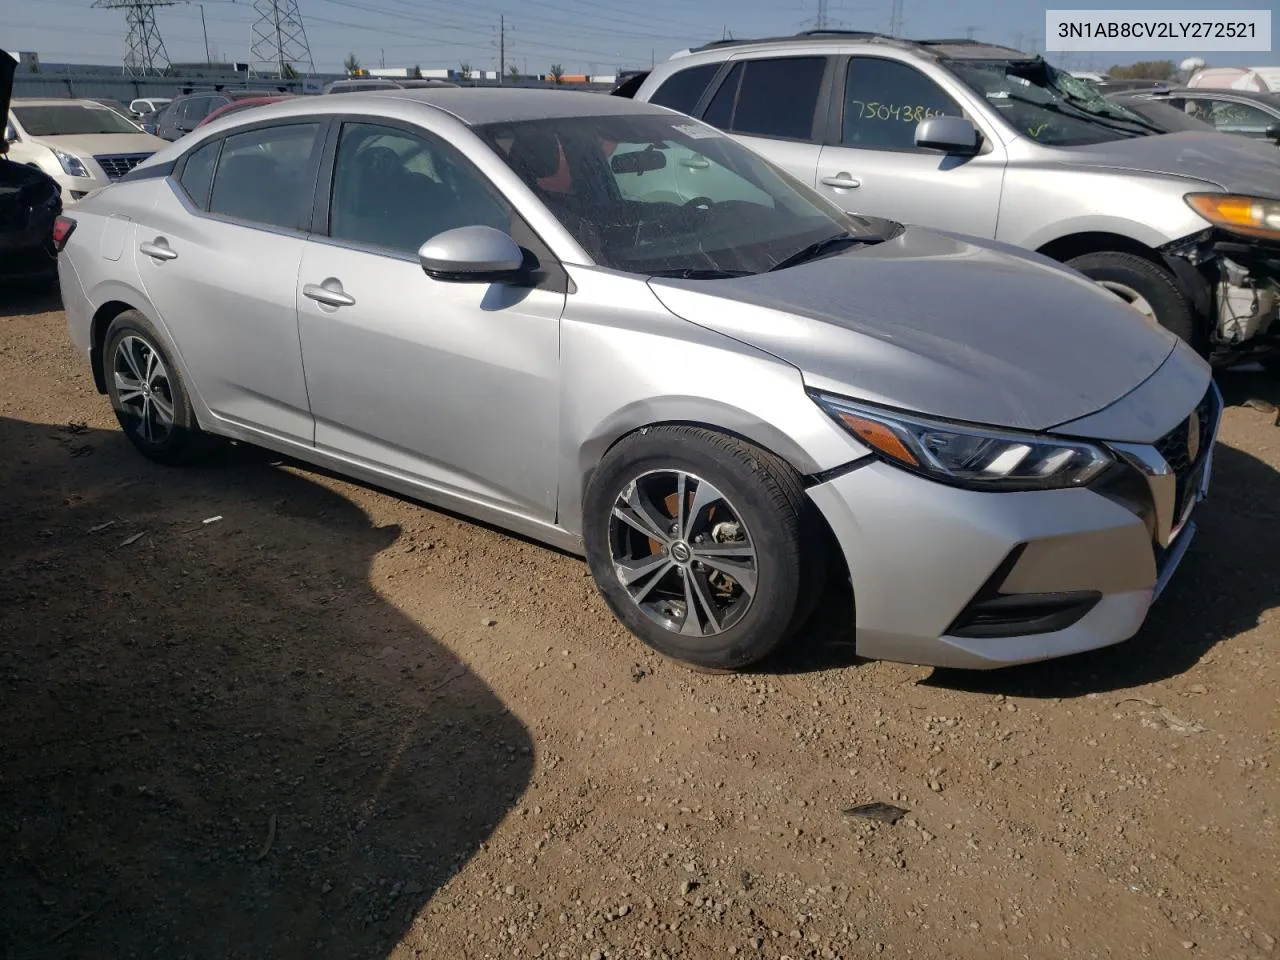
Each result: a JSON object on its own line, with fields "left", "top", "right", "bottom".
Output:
{"left": 139, "top": 238, "right": 178, "bottom": 261}
{"left": 821, "top": 173, "right": 862, "bottom": 189}
{"left": 303, "top": 281, "right": 356, "bottom": 308}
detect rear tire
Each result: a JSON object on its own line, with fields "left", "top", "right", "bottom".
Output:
{"left": 1067, "top": 251, "right": 1197, "bottom": 347}
{"left": 583, "top": 425, "right": 826, "bottom": 671}
{"left": 103, "top": 310, "right": 210, "bottom": 464}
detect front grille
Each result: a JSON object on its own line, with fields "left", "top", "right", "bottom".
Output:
{"left": 93, "top": 153, "right": 153, "bottom": 180}
{"left": 1153, "top": 385, "right": 1220, "bottom": 533}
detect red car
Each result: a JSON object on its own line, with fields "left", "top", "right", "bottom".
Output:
{"left": 196, "top": 95, "right": 296, "bottom": 128}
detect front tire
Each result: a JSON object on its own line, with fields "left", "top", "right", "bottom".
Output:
{"left": 583, "top": 426, "right": 825, "bottom": 671}
{"left": 103, "top": 310, "right": 209, "bottom": 464}
{"left": 1067, "top": 251, "right": 1197, "bottom": 347}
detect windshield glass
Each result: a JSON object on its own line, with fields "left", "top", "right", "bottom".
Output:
{"left": 944, "top": 58, "right": 1164, "bottom": 145}
{"left": 477, "top": 114, "right": 885, "bottom": 277}
{"left": 1117, "top": 98, "right": 1215, "bottom": 133}
{"left": 13, "top": 104, "right": 142, "bottom": 136}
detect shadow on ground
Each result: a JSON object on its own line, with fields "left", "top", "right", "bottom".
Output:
{"left": 775, "top": 370, "right": 1280, "bottom": 693}
{"left": 0, "top": 283, "right": 60, "bottom": 319}
{"left": 0, "top": 415, "right": 533, "bottom": 960}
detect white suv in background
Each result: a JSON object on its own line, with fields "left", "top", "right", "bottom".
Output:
{"left": 622, "top": 31, "right": 1280, "bottom": 373}
{"left": 5, "top": 97, "right": 167, "bottom": 202}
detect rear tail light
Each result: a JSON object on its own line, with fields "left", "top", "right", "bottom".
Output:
{"left": 52, "top": 215, "right": 77, "bottom": 252}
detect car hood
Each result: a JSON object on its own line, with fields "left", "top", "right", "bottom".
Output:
{"left": 1057, "top": 131, "right": 1280, "bottom": 197}
{"left": 647, "top": 227, "right": 1181, "bottom": 433}
{"left": 25, "top": 131, "right": 166, "bottom": 157}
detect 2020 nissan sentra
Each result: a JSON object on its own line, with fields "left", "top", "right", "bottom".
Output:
{"left": 54, "top": 89, "right": 1219, "bottom": 671}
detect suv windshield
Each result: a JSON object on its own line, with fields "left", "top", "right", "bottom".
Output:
{"left": 477, "top": 114, "right": 885, "bottom": 277}
{"left": 944, "top": 58, "right": 1164, "bottom": 145}
{"left": 12, "top": 104, "right": 142, "bottom": 136}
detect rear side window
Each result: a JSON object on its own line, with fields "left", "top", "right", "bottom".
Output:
{"left": 700, "top": 57, "right": 826, "bottom": 141}
{"left": 208, "top": 122, "right": 320, "bottom": 230}
{"left": 648, "top": 63, "right": 719, "bottom": 115}
{"left": 841, "top": 58, "right": 964, "bottom": 150}
{"left": 178, "top": 139, "right": 220, "bottom": 208}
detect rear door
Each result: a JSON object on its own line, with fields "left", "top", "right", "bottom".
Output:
{"left": 697, "top": 55, "right": 832, "bottom": 187}
{"left": 815, "top": 55, "right": 1005, "bottom": 236}
{"left": 1179, "top": 94, "right": 1279, "bottom": 140}
{"left": 135, "top": 119, "right": 323, "bottom": 441}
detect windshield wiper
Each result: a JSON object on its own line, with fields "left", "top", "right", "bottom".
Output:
{"left": 646, "top": 268, "right": 753, "bottom": 280}
{"left": 1055, "top": 88, "right": 1165, "bottom": 135}
{"left": 768, "top": 233, "right": 863, "bottom": 272}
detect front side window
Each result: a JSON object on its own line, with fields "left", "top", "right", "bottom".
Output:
{"left": 842, "top": 58, "right": 965, "bottom": 150}
{"left": 11, "top": 104, "right": 141, "bottom": 136}
{"left": 648, "top": 63, "right": 719, "bottom": 116}
{"left": 479, "top": 113, "right": 884, "bottom": 277}
{"left": 328, "top": 122, "right": 511, "bottom": 256}
{"left": 207, "top": 122, "right": 320, "bottom": 230}
{"left": 944, "top": 58, "right": 1164, "bottom": 145}
{"left": 700, "top": 57, "right": 826, "bottom": 141}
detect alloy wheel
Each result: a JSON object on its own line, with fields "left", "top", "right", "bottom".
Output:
{"left": 608, "top": 469, "right": 758, "bottom": 637}
{"left": 112, "top": 334, "right": 176, "bottom": 443}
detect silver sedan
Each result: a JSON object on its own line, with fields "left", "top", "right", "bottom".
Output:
{"left": 54, "top": 89, "right": 1219, "bottom": 671}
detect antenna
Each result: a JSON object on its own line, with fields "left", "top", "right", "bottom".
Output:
{"left": 92, "top": 0, "right": 176, "bottom": 76}
{"left": 248, "top": 0, "right": 315, "bottom": 78}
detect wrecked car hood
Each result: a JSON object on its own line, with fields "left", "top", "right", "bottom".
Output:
{"left": 1055, "top": 131, "right": 1280, "bottom": 197}
{"left": 648, "top": 226, "right": 1187, "bottom": 433}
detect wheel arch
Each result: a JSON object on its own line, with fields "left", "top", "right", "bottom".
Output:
{"left": 89, "top": 299, "right": 138, "bottom": 393}
{"left": 1035, "top": 230, "right": 1214, "bottom": 325}
{"left": 561, "top": 398, "right": 859, "bottom": 593}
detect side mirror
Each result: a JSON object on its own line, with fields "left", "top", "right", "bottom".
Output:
{"left": 1267, "top": 123, "right": 1280, "bottom": 144}
{"left": 611, "top": 146, "right": 667, "bottom": 175}
{"left": 418, "top": 225, "right": 525, "bottom": 282}
{"left": 4, "top": 123, "right": 17, "bottom": 144}
{"left": 914, "top": 115, "right": 981, "bottom": 156}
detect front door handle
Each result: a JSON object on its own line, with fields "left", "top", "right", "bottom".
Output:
{"left": 139, "top": 238, "right": 178, "bottom": 261}
{"left": 303, "top": 281, "right": 356, "bottom": 308}
{"left": 821, "top": 173, "right": 862, "bottom": 189}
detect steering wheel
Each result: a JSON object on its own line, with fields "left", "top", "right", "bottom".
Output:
{"left": 682, "top": 195, "right": 715, "bottom": 212}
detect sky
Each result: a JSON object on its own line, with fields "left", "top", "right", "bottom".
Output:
{"left": 0, "top": 0, "right": 1272, "bottom": 76}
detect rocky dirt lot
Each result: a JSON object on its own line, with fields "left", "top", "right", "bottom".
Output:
{"left": 0, "top": 287, "right": 1277, "bottom": 960}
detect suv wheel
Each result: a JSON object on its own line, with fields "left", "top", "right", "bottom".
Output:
{"left": 1067, "top": 251, "right": 1197, "bottom": 347}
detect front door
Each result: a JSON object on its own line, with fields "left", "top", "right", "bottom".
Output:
{"left": 816, "top": 56, "right": 1006, "bottom": 237}
{"left": 296, "top": 120, "right": 564, "bottom": 521}
{"left": 135, "top": 120, "right": 322, "bottom": 441}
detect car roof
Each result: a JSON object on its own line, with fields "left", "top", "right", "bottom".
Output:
{"left": 1155, "top": 87, "right": 1280, "bottom": 105}
{"left": 239, "top": 87, "right": 673, "bottom": 126}
{"left": 676, "top": 30, "right": 1030, "bottom": 62}
{"left": 11, "top": 97, "right": 116, "bottom": 108}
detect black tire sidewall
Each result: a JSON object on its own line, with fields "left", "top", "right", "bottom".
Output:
{"left": 583, "top": 430, "right": 806, "bottom": 669}
{"left": 103, "top": 311, "right": 201, "bottom": 462}
{"left": 1067, "top": 251, "right": 1197, "bottom": 346}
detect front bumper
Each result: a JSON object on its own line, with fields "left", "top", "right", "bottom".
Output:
{"left": 806, "top": 385, "right": 1220, "bottom": 670}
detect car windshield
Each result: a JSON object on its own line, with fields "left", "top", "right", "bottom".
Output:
{"left": 1115, "top": 98, "right": 1215, "bottom": 134}
{"left": 476, "top": 113, "right": 885, "bottom": 277}
{"left": 13, "top": 104, "right": 143, "bottom": 136}
{"left": 944, "top": 58, "right": 1166, "bottom": 145}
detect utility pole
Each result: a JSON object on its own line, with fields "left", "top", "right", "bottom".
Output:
{"left": 963, "top": 24, "right": 978, "bottom": 40}
{"left": 1013, "top": 31, "right": 1024, "bottom": 51}
{"left": 92, "top": 0, "right": 176, "bottom": 76}
{"left": 198, "top": 3, "right": 210, "bottom": 63}
{"left": 814, "top": 0, "right": 829, "bottom": 30}
{"left": 249, "top": 0, "right": 315, "bottom": 78}
{"left": 888, "top": 0, "right": 905, "bottom": 37}
{"left": 499, "top": 14, "right": 505, "bottom": 85}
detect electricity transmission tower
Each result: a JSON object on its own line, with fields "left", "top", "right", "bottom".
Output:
{"left": 888, "top": 0, "right": 905, "bottom": 36}
{"left": 93, "top": 0, "right": 176, "bottom": 76}
{"left": 249, "top": 0, "right": 315, "bottom": 78}
{"left": 814, "top": 0, "right": 829, "bottom": 30}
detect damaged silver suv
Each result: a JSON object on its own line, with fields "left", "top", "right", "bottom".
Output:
{"left": 621, "top": 31, "right": 1280, "bottom": 371}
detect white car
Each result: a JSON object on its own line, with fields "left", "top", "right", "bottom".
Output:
{"left": 4, "top": 97, "right": 168, "bottom": 202}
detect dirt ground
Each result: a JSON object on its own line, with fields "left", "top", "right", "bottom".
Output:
{"left": 0, "top": 287, "right": 1277, "bottom": 960}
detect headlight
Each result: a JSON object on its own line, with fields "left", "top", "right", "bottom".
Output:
{"left": 50, "top": 148, "right": 90, "bottom": 179}
{"left": 1185, "top": 193, "right": 1280, "bottom": 241}
{"left": 813, "top": 393, "right": 1112, "bottom": 491}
